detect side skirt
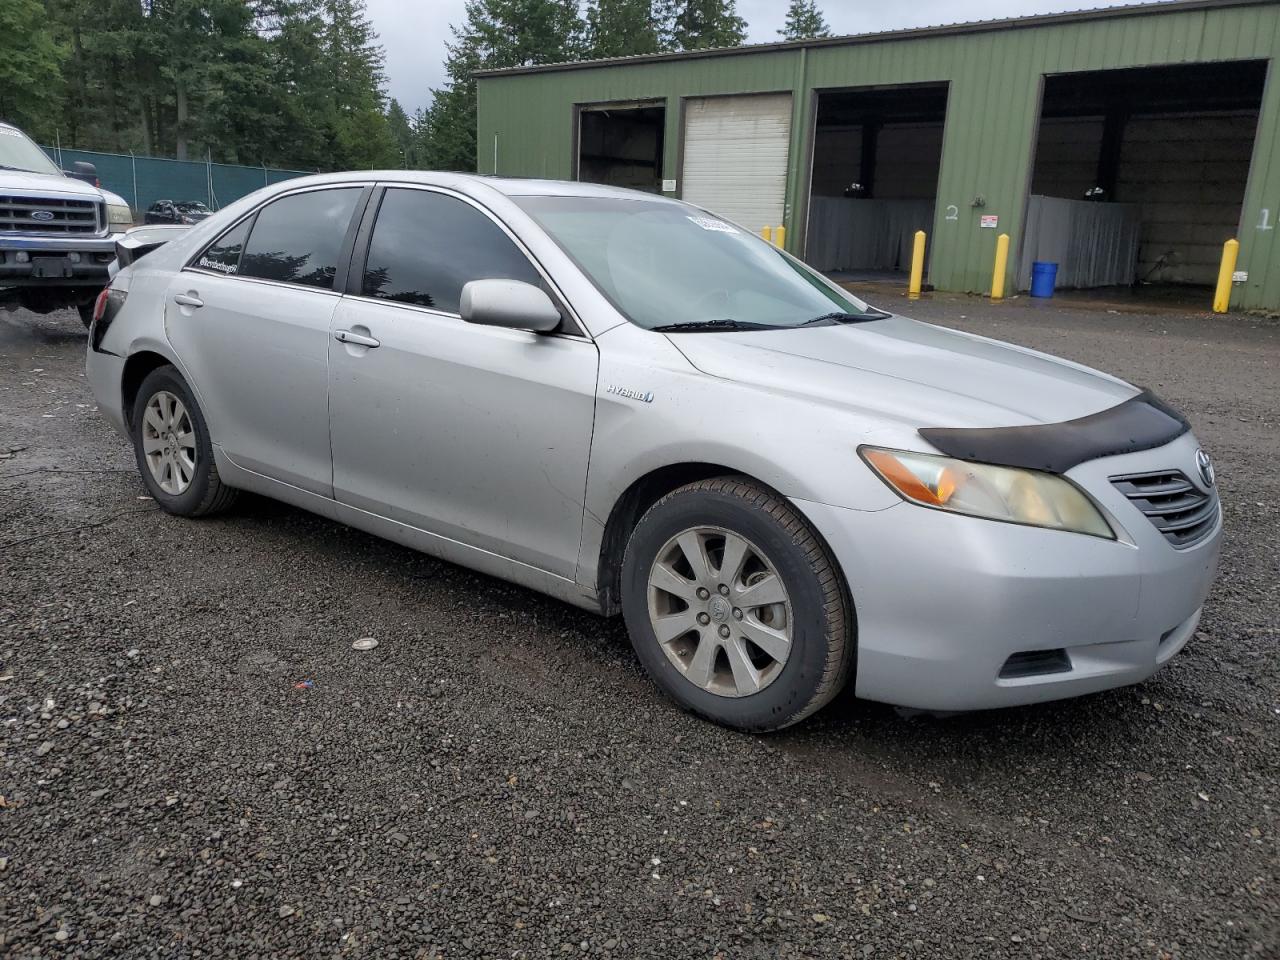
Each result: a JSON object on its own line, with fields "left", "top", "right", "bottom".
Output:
{"left": 212, "top": 446, "right": 604, "bottom": 614}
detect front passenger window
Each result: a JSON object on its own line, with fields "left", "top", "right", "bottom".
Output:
{"left": 361, "top": 188, "right": 543, "bottom": 314}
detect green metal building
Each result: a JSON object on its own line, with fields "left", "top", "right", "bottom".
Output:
{"left": 476, "top": 0, "right": 1280, "bottom": 311}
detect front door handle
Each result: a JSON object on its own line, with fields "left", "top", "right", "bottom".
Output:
{"left": 335, "top": 329, "right": 380, "bottom": 348}
{"left": 174, "top": 293, "right": 203, "bottom": 308}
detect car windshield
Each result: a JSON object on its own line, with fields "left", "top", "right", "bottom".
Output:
{"left": 0, "top": 126, "right": 62, "bottom": 176}
{"left": 513, "top": 195, "right": 886, "bottom": 331}
{"left": 176, "top": 202, "right": 209, "bottom": 213}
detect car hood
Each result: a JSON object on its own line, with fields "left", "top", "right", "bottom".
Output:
{"left": 0, "top": 168, "right": 104, "bottom": 199}
{"left": 665, "top": 315, "right": 1138, "bottom": 429}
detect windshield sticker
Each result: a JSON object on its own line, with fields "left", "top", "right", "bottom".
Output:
{"left": 198, "top": 256, "right": 238, "bottom": 275}
{"left": 687, "top": 216, "right": 737, "bottom": 235}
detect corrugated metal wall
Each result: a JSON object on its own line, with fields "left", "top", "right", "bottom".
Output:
{"left": 477, "top": 1, "right": 1280, "bottom": 311}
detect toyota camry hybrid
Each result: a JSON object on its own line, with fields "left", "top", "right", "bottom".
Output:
{"left": 85, "top": 172, "right": 1221, "bottom": 730}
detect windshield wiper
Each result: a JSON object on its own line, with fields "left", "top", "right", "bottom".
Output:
{"left": 801, "top": 310, "right": 891, "bottom": 326}
{"left": 651, "top": 319, "right": 773, "bottom": 333}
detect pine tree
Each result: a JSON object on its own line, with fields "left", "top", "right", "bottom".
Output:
{"left": 1, "top": 0, "right": 64, "bottom": 142}
{"left": 421, "top": 0, "right": 587, "bottom": 172}
{"left": 671, "top": 0, "right": 746, "bottom": 51}
{"left": 586, "top": 0, "right": 661, "bottom": 59}
{"left": 385, "top": 98, "right": 414, "bottom": 167}
{"left": 321, "top": 0, "right": 398, "bottom": 168}
{"left": 778, "top": 0, "right": 829, "bottom": 40}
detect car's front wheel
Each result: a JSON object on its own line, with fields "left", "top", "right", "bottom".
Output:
{"left": 621, "top": 477, "right": 854, "bottom": 731}
{"left": 131, "top": 365, "right": 237, "bottom": 516}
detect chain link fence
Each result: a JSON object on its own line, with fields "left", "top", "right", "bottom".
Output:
{"left": 41, "top": 146, "right": 315, "bottom": 219}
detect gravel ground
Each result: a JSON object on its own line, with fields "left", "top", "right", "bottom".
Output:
{"left": 1, "top": 297, "right": 1276, "bottom": 959}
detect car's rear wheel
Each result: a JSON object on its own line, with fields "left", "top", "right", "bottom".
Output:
{"left": 131, "top": 365, "right": 237, "bottom": 516}
{"left": 621, "top": 477, "right": 853, "bottom": 731}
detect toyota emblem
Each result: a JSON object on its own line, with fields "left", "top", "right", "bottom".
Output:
{"left": 1195, "top": 449, "right": 1215, "bottom": 489}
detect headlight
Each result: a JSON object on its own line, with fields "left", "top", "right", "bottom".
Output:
{"left": 107, "top": 203, "right": 133, "bottom": 228}
{"left": 859, "top": 446, "right": 1114, "bottom": 539}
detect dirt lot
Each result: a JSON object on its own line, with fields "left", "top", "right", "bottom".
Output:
{"left": 1, "top": 296, "right": 1276, "bottom": 959}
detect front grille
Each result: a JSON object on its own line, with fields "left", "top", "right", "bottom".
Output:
{"left": 1110, "top": 470, "right": 1219, "bottom": 548}
{"left": 0, "top": 195, "right": 102, "bottom": 235}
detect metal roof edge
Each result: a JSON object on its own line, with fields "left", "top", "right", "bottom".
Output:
{"left": 474, "top": 0, "right": 1264, "bottom": 79}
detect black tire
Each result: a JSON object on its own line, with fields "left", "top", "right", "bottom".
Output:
{"left": 76, "top": 299, "right": 95, "bottom": 328}
{"left": 131, "top": 365, "right": 238, "bottom": 517}
{"left": 621, "top": 477, "right": 854, "bottom": 731}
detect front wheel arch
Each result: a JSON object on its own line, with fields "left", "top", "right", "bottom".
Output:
{"left": 596, "top": 464, "right": 854, "bottom": 619}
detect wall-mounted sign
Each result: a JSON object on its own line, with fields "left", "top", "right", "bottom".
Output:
{"left": 1233, "top": 270, "right": 1249, "bottom": 283}
{"left": 980, "top": 215, "right": 999, "bottom": 229}
{"left": 662, "top": 179, "right": 677, "bottom": 192}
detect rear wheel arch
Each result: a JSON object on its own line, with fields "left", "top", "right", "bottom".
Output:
{"left": 121, "top": 351, "right": 177, "bottom": 430}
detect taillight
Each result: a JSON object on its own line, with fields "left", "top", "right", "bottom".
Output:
{"left": 91, "top": 287, "right": 111, "bottom": 324}
{"left": 90, "top": 287, "right": 127, "bottom": 351}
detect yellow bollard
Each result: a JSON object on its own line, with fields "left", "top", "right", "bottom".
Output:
{"left": 761, "top": 225, "right": 773, "bottom": 244}
{"left": 774, "top": 224, "right": 786, "bottom": 249}
{"left": 991, "top": 233, "right": 1010, "bottom": 301}
{"left": 907, "top": 230, "right": 926, "bottom": 300}
{"left": 1213, "top": 238, "right": 1240, "bottom": 314}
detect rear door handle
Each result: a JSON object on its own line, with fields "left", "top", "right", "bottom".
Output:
{"left": 335, "top": 329, "right": 380, "bottom": 348}
{"left": 174, "top": 293, "right": 203, "bottom": 308}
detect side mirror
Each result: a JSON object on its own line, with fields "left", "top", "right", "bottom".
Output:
{"left": 65, "top": 161, "right": 99, "bottom": 186}
{"left": 460, "top": 279, "right": 561, "bottom": 333}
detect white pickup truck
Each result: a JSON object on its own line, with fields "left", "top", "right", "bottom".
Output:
{"left": 0, "top": 121, "right": 133, "bottom": 326}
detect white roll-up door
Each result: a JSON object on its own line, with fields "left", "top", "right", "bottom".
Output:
{"left": 681, "top": 94, "right": 793, "bottom": 234}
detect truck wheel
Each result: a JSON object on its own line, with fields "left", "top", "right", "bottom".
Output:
{"left": 620, "top": 477, "right": 854, "bottom": 731}
{"left": 131, "top": 365, "right": 238, "bottom": 516}
{"left": 77, "top": 300, "right": 95, "bottom": 328}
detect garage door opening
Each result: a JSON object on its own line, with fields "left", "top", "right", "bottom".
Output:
{"left": 804, "top": 83, "right": 948, "bottom": 284}
{"left": 577, "top": 102, "right": 666, "bottom": 193}
{"left": 1024, "top": 60, "right": 1267, "bottom": 301}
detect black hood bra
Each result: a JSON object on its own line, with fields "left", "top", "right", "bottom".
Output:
{"left": 919, "top": 390, "right": 1190, "bottom": 475}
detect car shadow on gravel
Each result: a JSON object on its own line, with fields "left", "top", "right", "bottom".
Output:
{"left": 167, "top": 488, "right": 1190, "bottom": 809}
{"left": 0, "top": 309, "right": 87, "bottom": 347}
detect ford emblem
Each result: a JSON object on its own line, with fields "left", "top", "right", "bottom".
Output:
{"left": 1195, "top": 449, "right": 1215, "bottom": 488}
{"left": 30, "top": 210, "right": 55, "bottom": 222}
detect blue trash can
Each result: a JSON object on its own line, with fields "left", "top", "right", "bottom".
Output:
{"left": 1030, "top": 261, "right": 1059, "bottom": 298}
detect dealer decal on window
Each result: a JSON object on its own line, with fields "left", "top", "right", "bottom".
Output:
{"left": 198, "top": 257, "right": 238, "bottom": 275}
{"left": 687, "top": 216, "right": 738, "bottom": 235}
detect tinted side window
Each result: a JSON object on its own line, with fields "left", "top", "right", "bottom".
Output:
{"left": 240, "top": 188, "right": 361, "bottom": 289}
{"left": 361, "top": 189, "right": 542, "bottom": 313}
{"left": 195, "top": 219, "right": 251, "bottom": 276}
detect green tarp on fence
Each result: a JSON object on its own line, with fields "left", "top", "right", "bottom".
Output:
{"left": 41, "top": 146, "right": 314, "bottom": 218}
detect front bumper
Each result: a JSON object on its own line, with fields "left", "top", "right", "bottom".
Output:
{"left": 799, "top": 431, "right": 1221, "bottom": 711}
{"left": 0, "top": 232, "right": 122, "bottom": 286}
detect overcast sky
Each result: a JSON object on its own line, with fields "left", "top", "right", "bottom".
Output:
{"left": 368, "top": 0, "right": 1151, "bottom": 114}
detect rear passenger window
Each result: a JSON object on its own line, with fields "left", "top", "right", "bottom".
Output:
{"left": 361, "top": 189, "right": 542, "bottom": 314}
{"left": 239, "top": 188, "right": 361, "bottom": 289}
{"left": 195, "top": 219, "right": 250, "bottom": 275}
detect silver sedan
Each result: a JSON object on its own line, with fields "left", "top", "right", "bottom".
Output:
{"left": 85, "top": 172, "right": 1221, "bottom": 730}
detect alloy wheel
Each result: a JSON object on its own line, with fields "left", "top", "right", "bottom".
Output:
{"left": 646, "top": 526, "right": 793, "bottom": 698}
{"left": 141, "top": 390, "right": 197, "bottom": 496}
